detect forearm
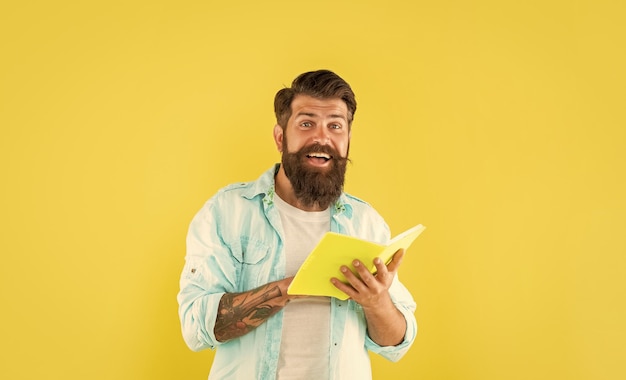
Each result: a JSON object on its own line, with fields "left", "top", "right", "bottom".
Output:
{"left": 362, "top": 294, "right": 407, "bottom": 346}
{"left": 214, "top": 279, "right": 292, "bottom": 342}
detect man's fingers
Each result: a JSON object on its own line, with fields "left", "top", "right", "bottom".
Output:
{"left": 385, "top": 249, "right": 405, "bottom": 273}
{"left": 342, "top": 263, "right": 370, "bottom": 292}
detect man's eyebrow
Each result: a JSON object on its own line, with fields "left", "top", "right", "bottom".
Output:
{"left": 295, "top": 112, "right": 347, "bottom": 121}
{"left": 329, "top": 113, "right": 347, "bottom": 121}
{"left": 296, "top": 112, "right": 317, "bottom": 118}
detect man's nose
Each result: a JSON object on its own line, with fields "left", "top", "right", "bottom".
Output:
{"left": 312, "top": 126, "right": 330, "bottom": 144}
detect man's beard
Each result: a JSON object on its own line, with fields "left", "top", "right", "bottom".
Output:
{"left": 281, "top": 137, "right": 349, "bottom": 210}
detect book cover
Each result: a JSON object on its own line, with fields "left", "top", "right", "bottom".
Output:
{"left": 287, "top": 224, "right": 426, "bottom": 300}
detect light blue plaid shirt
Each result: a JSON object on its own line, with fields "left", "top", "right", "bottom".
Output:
{"left": 178, "top": 165, "right": 417, "bottom": 379}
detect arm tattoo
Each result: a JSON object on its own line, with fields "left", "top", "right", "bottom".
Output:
{"left": 214, "top": 284, "right": 285, "bottom": 342}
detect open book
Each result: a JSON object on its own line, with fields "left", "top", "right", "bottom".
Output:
{"left": 287, "top": 224, "right": 426, "bottom": 300}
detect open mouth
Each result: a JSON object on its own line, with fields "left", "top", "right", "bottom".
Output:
{"left": 306, "top": 152, "right": 332, "bottom": 165}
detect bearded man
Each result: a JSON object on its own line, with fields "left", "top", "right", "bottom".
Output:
{"left": 177, "top": 70, "right": 417, "bottom": 379}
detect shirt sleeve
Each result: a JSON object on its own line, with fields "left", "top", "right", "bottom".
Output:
{"left": 177, "top": 198, "right": 239, "bottom": 352}
{"left": 364, "top": 274, "right": 418, "bottom": 362}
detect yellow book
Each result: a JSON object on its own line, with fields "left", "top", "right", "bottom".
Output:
{"left": 288, "top": 224, "right": 426, "bottom": 300}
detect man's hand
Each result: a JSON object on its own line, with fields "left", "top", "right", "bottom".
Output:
{"left": 214, "top": 277, "right": 300, "bottom": 342}
{"left": 330, "top": 249, "right": 407, "bottom": 346}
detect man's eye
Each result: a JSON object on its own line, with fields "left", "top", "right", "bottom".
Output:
{"left": 330, "top": 124, "right": 342, "bottom": 129}
{"left": 301, "top": 122, "right": 312, "bottom": 127}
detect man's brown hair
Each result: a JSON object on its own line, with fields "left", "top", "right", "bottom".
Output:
{"left": 274, "top": 70, "right": 357, "bottom": 129}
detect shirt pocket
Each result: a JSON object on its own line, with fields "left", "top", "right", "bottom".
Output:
{"left": 230, "top": 237, "right": 272, "bottom": 290}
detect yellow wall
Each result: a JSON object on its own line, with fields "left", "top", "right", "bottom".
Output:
{"left": 1, "top": 1, "right": 625, "bottom": 379}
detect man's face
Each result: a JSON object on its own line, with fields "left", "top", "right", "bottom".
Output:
{"left": 274, "top": 95, "right": 351, "bottom": 209}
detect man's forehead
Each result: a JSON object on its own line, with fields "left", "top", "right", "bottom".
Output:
{"left": 290, "top": 95, "right": 348, "bottom": 118}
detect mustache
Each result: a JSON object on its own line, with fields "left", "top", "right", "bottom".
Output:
{"left": 296, "top": 143, "right": 350, "bottom": 162}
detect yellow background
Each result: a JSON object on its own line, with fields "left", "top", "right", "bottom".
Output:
{"left": 1, "top": 1, "right": 624, "bottom": 379}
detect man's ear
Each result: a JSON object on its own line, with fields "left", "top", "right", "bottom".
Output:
{"left": 273, "top": 124, "right": 284, "bottom": 152}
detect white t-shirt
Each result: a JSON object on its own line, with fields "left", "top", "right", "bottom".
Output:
{"left": 274, "top": 194, "right": 331, "bottom": 379}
